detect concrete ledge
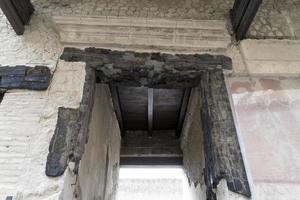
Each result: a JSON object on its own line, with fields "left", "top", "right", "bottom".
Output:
{"left": 240, "top": 39, "right": 300, "bottom": 75}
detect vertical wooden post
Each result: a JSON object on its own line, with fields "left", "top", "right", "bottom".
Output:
{"left": 230, "top": 0, "right": 262, "bottom": 40}
{"left": 148, "top": 88, "right": 154, "bottom": 137}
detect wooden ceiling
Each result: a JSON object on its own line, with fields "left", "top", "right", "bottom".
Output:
{"left": 110, "top": 86, "right": 191, "bottom": 137}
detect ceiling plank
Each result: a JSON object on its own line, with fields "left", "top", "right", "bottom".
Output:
{"left": 148, "top": 88, "right": 154, "bottom": 137}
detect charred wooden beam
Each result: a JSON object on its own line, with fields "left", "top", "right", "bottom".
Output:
{"left": 0, "top": 90, "right": 5, "bottom": 103}
{"left": 0, "top": 66, "right": 51, "bottom": 90}
{"left": 61, "top": 47, "right": 232, "bottom": 89}
{"left": 199, "top": 69, "right": 251, "bottom": 199}
{"left": 0, "top": 0, "right": 34, "bottom": 35}
{"left": 147, "top": 88, "right": 154, "bottom": 137}
{"left": 110, "top": 85, "right": 125, "bottom": 137}
{"left": 120, "top": 156, "right": 183, "bottom": 166}
{"left": 176, "top": 88, "right": 191, "bottom": 137}
{"left": 231, "top": 0, "right": 262, "bottom": 40}
{"left": 46, "top": 67, "right": 96, "bottom": 177}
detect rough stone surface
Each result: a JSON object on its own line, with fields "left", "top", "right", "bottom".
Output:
{"left": 248, "top": 0, "right": 300, "bottom": 39}
{"left": 46, "top": 66, "right": 95, "bottom": 177}
{"left": 32, "top": 0, "right": 234, "bottom": 20}
{"left": 0, "top": 65, "right": 51, "bottom": 90}
{"left": 60, "top": 47, "right": 232, "bottom": 88}
{"left": 199, "top": 69, "right": 251, "bottom": 198}
{"left": 0, "top": 10, "right": 62, "bottom": 70}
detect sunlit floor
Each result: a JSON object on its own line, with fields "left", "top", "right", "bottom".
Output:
{"left": 116, "top": 167, "right": 190, "bottom": 200}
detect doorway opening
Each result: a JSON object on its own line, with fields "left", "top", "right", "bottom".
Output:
{"left": 117, "top": 166, "right": 190, "bottom": 200}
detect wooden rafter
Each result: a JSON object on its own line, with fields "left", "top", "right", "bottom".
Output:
{"left": 147, "top": 88, "right": 154, "bottom": 137}
{"left": 176, "top": 88, "right": 191, "bottom": 137}
{"left": 231, "top": 0, "right": 262, "bottom": 40}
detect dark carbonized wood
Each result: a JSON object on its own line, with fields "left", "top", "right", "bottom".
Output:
{"left": 115, "top": 86, "right": 188, "bottom": 133}
{"left": 120, "top": 156, "right": 183, "bottom": 166}
{"left": 200, "top": 69, "right": 251, "bottom": 198}
{"left": 153, "top": 89, "right": 183, "bottom": 130}
{"left": 148, "top": 88, "right": 154, "bottom": 136}
{"left": 110, "top": 86, "right": 125, "bottom": 136}
{"left": 235, "top": 0, "right": 262, "bottom": 40}
{"left": 0, "top": 0, "right": 24, "bottom": 35}
{"left": 11, "top": 0, "right": 34, "bottom": 24}
{"left": 176, "top": 88, "right": 191, "bottom": 137}
{"left": 118, "top": 86, "right": 148, "bottom": 130}
{"left": 231, "top": 0, "right": 262, "bottom": 40}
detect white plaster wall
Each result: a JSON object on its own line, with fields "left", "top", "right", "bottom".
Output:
{"left": 77, "top": 84, "right": 121, "bottom": 200}
{"left": 0, "top": 10, "right": 61, "bottom": 70}
{"left": 0, "top": 60, "right": 86, "bottom": 200}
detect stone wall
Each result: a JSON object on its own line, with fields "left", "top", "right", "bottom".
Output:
{"left": 248, "top": 0, "right": 300, "bottom": 39}
{"left": 76, "top": 84, "right": 121, "bottom": 200}
{"left": 0, "top": 60, "right": 86, "bottom": 200}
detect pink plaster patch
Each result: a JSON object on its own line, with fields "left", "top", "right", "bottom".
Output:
{"left": 228, "top": 77, "right": 300, "bottom": 184}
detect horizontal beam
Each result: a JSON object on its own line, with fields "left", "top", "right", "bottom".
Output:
{"left": 61, "top": 47, "right": 232, "bottom": 89}
{"left": 0, "top": 66, "right": 52, "bottom": 90}
{"left": 120, "top": 156, "right": 183, "bottom": 166}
